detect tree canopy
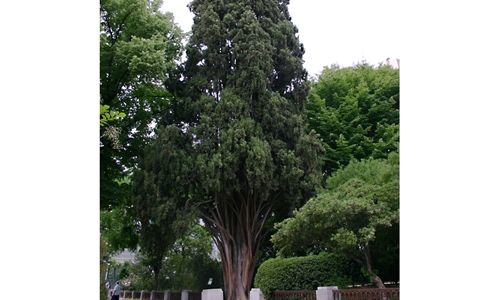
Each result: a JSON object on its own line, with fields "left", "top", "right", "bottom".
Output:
{"left": 306, "top": 63, "right": 399, "bottom": 175}
{"left": 272, "top": 153, "right": 399, "bottom": 287}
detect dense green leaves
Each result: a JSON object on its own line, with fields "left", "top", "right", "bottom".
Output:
{"left": 181, "top": 0, "right": 324, "bottom": 218}
{"left": 306, "top": 63, "right": 399, "bottom": 175}
{"left": 254, "top": 253, "right": 362, "bottom": 298}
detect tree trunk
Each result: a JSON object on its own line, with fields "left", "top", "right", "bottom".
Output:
{"left": 153, "top": 265, "right": 161, "bottom": 290}
{"left": 220, "top": 244, "right": 255, "bottom": 300}
{"left": 202, "top": 195, "right": 271, "bottom": 300}
{"left": 372, "top": 274, "right": 385, "bottom": 289}
{"left": 361, "top": 244, "right": 386, "bottom": 289}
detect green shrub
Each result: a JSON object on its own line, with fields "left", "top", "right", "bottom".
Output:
{"left": 254, "top": 253, "right": 361, "bottom": 298}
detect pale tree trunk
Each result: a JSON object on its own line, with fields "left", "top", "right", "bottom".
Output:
{"left": 202, "top": 193, "right": 271, "bottom": 300}
{"left": 362, "top": 245, "right": 386, "bottom": 288}
{"left": 357, "top": 244, "right": 386, "bottom": 289}
{"left": 351, "top": 245, "right": 387, "bottom": 300}
{"left": 153, "top": 265, "right": 161, "bottom": 290}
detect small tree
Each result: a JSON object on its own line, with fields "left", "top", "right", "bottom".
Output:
{"left": 272, "top": 153, "right": 399, "bottom": 288}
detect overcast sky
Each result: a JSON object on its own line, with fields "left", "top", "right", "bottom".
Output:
{"left": 161, "top": 0, "right": 400, "bottom": 76}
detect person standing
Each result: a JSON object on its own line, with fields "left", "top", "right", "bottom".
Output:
{"left": 111, "top": 281, "right": 121, "bottom": 300}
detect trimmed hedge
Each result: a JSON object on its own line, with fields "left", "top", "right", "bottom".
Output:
{"left": 254, "top": 253, "right": 361, "bottom": 298}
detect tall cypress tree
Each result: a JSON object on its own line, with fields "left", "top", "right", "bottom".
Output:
{"left": 144, "top": 1, "right": 323, "bottom": 299}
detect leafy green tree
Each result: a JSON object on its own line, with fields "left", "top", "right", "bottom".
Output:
{"left": 272, "top": 153, "right": 399, "bottom": 288}
{"left": 140, "top": 1, "right": 324, "bottom": 298}
{"left": 306, "top": 63, "right": 399, "bottom": 175}
{"left": 100, "top": 0, "right": 183, "bottom": 210}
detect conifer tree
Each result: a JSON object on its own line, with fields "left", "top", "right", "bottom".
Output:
{"left": 142, "top": 1, "right": 323, "bottom": 299}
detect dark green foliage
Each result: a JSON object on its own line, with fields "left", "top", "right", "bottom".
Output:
{"left": 254, "top": 253, "right": 362, "bottom": 298}
{"left": 181, "top": 0, "right": 323, "bottom": 211}
{"left": 306, "top": 63, "right": 399, "bottom": 175}
{"left": 132, "top": 137, "right": 195, "bottom": 289}
{"left": 126, "top": 116, "right": 200, "bottom": 289}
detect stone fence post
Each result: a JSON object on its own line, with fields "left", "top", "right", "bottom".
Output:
{"left": 316, "top": 286, "right": 339, "bottom": 300}
{"left": 201, "top": 288, "right": 223, "bottom": 300}
{"left": 163, "top": 290, "right": 171, "bottom": 300}
{"left": 250, "top": 288, "right": 265, "bottom": 300}
{"left": 181, "top": 290, "right": 190, "bottom": 300}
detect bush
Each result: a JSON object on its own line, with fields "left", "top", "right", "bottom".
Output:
{"left": 254, "top": 253, "right": 361, "bottom": 298}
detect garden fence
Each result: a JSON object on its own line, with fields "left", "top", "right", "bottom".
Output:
{"left": 333, "top": 288, "right": 399, "bottom": 300}
{"left": 118, "top": 288, "right": 399, "bottom": 300}
{"left": 119, "top": 290, "right": 201, "bottom": 300}
{"left": 273, "top": 290, "right": 316, "bottom": 300}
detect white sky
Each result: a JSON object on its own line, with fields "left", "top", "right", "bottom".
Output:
{"left": 162, "top": 0, "right": 401, "bottom": 76}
